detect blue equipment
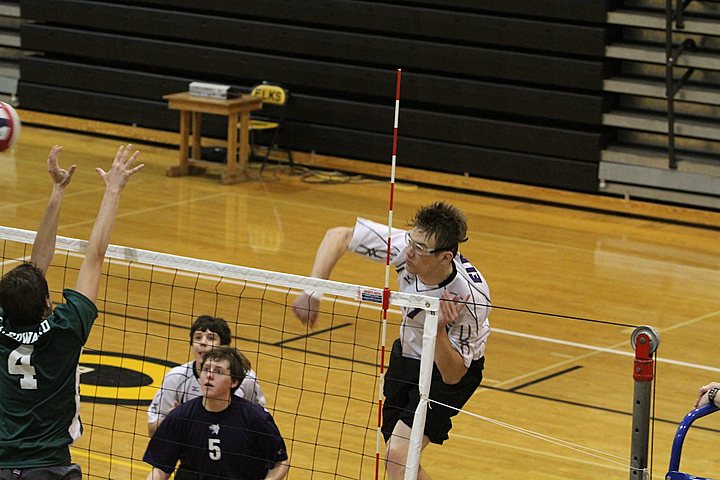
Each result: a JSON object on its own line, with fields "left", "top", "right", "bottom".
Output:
{"left": 666, "top": 403, "right": 719, "bottom": 480}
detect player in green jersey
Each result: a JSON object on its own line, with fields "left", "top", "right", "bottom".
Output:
{"left": 0, "top": 145, "right": 143, "bottom": 479}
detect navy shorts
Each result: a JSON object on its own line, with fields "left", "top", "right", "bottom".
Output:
{"left": 381, "top": 338, "right": 484, "bottom": 445}
{"left": 0, "top": 464, "right": 81, "bottom": 480}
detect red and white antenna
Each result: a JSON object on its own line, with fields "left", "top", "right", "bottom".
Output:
{"left": 376, "top": 68, "right": 402, "bottom": 479}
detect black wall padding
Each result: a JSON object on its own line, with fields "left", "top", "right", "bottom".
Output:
{"left": 391, "top": 0, "right": 620, "bottom": 22}
{"left": 113, "top": 0, "right": 617, "bottom": 42}
{"left": 285, "top": 123, "right": 600, "bottom": 192}
{"left": 21, "top": 1, "right": 608, "bottom": 89}
{"left": 23, "top": 0, "right": 612, "bottom": 57}
{"left": 21, "top": 25, "right": 607, "bottom": 125}
{"left": 21, "top": 58, "right": 604, "bottom": 162}
{"left": 18, "top": 83, "right": 182, "bottom": 131}
{"left": 19, "top": 0, "right": 614, "bottom": 192}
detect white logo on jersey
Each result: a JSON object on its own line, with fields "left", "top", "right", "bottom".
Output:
{"left": 0, "top": 319, "right": 51, "bottom": 344}
{"left": 209, "top": 423, "right": 220, "bottom": 435}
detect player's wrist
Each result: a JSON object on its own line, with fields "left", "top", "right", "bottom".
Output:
{"left": 707, "top": 387, "right": 719, "bottom": 406}
{"left": 304, "top": 289, "right": 323, "bottom": 300}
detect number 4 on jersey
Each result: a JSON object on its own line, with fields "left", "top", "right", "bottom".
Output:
{"left": 8, "top": 344, "right": 37, "bottom": 389}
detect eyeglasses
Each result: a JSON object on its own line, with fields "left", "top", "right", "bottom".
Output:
{"left": 405, "top": 231, "right": 442, "bottom": 256}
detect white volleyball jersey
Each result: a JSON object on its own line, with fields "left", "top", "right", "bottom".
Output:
{"left": 147, "top": 360, "right": 266, "bottom": 424}
{"left": 348, "top": 218, "right": 491, "bottom": 367}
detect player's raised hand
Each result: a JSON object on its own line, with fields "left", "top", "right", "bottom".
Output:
{"left": 439, "top": 290, "right": 468, "bottom": 333}
{"left": 96, "top": 144, "right": 144, "bottom": 190}
{"left": 293, "top": 292, "right": 321, "bottom": 328}
{"left": 47, "top": 145, "right": 76, "bottom": 189}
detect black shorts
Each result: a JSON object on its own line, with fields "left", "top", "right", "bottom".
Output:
{"left": 0, "top": 464, "right": 81, "bottom": 480}
{"left": 381, "top": 338, "right": 484, "bottom": 445}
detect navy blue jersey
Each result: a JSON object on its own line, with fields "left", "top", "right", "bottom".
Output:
{"left": 144, "top": 396, "right": 288, "bottom": 480}
{"left": 0, "top": 289, "right": 98, "bottom": 467}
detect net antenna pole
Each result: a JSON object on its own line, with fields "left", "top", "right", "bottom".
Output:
{"left": 629, "top": 326, "right": 660, "bottom": 480}
{"left": 376, "top": 68, "right": 402, "bottom": 480}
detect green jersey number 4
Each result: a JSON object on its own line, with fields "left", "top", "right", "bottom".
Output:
{"left": 8, "top": 344, "right": 38, "bottom": 389}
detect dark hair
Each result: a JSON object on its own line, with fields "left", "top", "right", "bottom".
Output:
{"left": 201, "top": 346, "right": 250, "bottom": 394}
{"left": 0, "top": 263, "right": 50, "bottom": 326}
{"left": 409, "top": 201, "right": 468, "bottom": 256}
{"left": 189, "top": 315, "right": 232, "bottom": 345}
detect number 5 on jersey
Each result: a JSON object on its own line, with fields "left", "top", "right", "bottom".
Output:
{"left": 209, "top": 438, "right": 221, "bottom": 460}
{"left": 8, "top": 344, "right": 37, "bottom": 389}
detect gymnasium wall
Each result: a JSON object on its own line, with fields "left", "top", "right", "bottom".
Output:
{"left": 18, "top": 0, "right": 619, "bottom": 192}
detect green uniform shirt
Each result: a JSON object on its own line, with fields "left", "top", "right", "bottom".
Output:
{"left": 0, "top": 289, "right": 98, "bottom": 467}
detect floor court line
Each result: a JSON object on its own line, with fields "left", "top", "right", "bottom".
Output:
{"left": 495, "top": 326, "right": 720, "bottom": 373}
{"left": 449, "top": 434, "right": 666, "bottom": 479}
{"left": 59, "top": 191, "right": 229, "bottom": 230}
{"left": 0, "top": 255, "right": 29, "bottom": 267}
{"left": 494, "top": 309, "right": 720, "bottom": 389}
{"left": 509, "top": 365, "right": 583, "bottom": 392}
{"left": 70, "top": 447, "right": 150, "bottom": 472}
{"left": 0, "top": 186, "right": 101, "bottom": 212}
{"left": 262, "top": 193, "right": 669, "bottom": 255}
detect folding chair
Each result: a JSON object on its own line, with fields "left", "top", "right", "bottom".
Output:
{"left": 245, "top": 81, "right": 294, "bottom": 170}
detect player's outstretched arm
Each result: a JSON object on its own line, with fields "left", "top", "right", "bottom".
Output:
{"left": 75, "top": 145, "right": 144, "bottom": 302}
{"left": 292, "top": 226, "right": 353, "bottom": 328}
{"left": 31, "top": 145, "right": 77, "bottom": 274}
{"left": 264, "top": 459, "right": 290, "bottom": 480}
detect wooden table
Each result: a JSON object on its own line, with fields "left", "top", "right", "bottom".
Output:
{"left": 163, "top": 92, "right": 263, "bottom": 184}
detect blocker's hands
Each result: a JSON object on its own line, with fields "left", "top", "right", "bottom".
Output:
{"left": 96, "top": 144, "right": 144, "bottom": 190}
{"left": 47, "top": 145, "right": 76, "bottom": 189}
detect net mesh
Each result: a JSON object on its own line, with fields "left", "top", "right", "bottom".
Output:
{"left": 0, "top": 227, "right": 437, "bottom": 479}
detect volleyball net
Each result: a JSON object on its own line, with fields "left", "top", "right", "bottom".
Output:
{"left": 0, "top": 226, "right": 439, "bottom": 480}
{"left": 1, "top": 225, "right": 677, "bottom": 480}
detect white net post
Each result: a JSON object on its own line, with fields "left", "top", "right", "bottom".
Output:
{"left": 404, "top": 308, "right": 438, "bottom": 480}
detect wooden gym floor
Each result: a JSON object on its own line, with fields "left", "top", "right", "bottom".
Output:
{"left": 1, "top": 124, "right": 719, "bottom": 479}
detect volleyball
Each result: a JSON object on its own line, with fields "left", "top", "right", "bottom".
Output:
{"left": 0, "top": 101, "right": 20, "bottom": 152}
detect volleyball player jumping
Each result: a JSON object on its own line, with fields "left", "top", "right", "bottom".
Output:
{"left": 293, "top": 201, "right": 491, "bottom": 480}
